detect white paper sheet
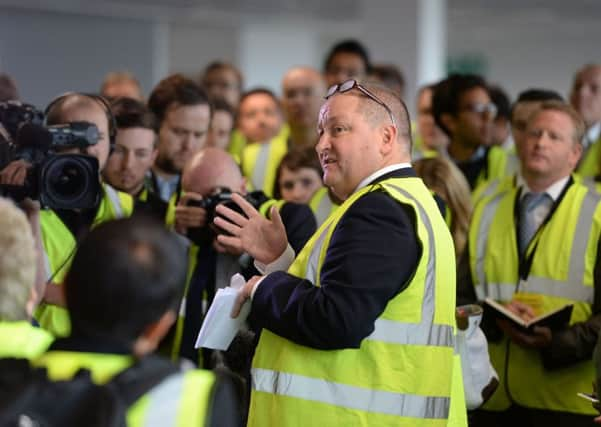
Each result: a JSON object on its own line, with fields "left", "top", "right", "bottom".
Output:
{"left": 194, "top": 274, "right": 251, "bottom": 350}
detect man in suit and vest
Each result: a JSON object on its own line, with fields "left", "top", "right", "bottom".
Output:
{"left": 464, "top": 100, "right": 601, "bottom": 426}
{"left": 215, "top": 80, "right": 465, "bottom": 426}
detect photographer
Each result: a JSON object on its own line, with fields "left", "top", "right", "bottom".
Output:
{"left": 0, "top": 93, "right": 133, "bottom": 338}
{"left": 169, "top": 147, "right": 316, "bottom": 368}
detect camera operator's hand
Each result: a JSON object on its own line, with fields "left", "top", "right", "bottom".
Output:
{"left": 0, "top": 159, "right": 31, "bottom": 185}
{"left": 214, "top": 193, "right": 288, "bottom": 264}
{"left": 174, "top": 192, "right": 207, "bottom": 235}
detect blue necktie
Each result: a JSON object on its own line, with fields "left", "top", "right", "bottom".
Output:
{"left": 518, "top": 192, "right": 551, "bottom": 256}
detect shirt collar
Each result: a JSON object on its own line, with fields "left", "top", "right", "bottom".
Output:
{"left": 517, "top": 175, "right": 570, "bottom": 201}
{"left": 353, "top": 163, "right": 412, "bottom": 194}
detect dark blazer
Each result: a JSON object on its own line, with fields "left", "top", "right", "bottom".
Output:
{"left": 249, "top": 168, "right": 423, "bottom": 350}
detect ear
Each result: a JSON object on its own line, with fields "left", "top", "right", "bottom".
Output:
{"left": 379, "top": 124, "right": 397, "bottom": 155}
{"left": 569, "top": 141, "right": 583, "bottom": 168}
{"left": 150, "top": 147, "right": 158, "bottom": 164}
{"left": 440, "top": 113, "right": 456, "bottom": 135}
{"left": 132, "top": 310, "right": 176, "bottom": 357}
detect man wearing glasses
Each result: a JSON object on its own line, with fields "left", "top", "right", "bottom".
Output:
{"left": 432, "top": 74, "right": 508, "bottom": 192}
{"left": 215, "top": 80, "right": 464, "bottom": 426}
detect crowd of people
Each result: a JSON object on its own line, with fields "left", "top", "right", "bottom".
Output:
{"left": 0, "top": 37, "right": 601, "bottom": 427}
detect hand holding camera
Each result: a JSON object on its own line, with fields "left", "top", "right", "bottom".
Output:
{"left": 174, "top": 192, "right": 208, "bottom": 235}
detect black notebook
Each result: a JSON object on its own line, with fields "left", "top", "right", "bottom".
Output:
{"left": 483, "top": 298, "right": 573, "bottom": 332}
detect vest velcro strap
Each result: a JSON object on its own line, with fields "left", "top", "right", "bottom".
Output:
{"left": 252, "top": 368, "right": 450, "bottom": 420}
{"left": 142, "top": 373, "right": 185, "bottom": 426}
{"left": 367, "top": 318, "right": 454, "bottom": 348}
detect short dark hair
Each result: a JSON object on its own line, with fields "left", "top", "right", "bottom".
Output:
{"left": 432, "top": 74, "right": 489, "bottom": 137}
{"left": 148, "top": 74, "right": 211, "bottom": 125}
{"left": 238, "top": 88, "right": 281, "bottom": 111}
{"left": 111, "top": 97, "right": 158, "bottom": 133}
{"left": 211, "top": 96, "right": 235, "bottom": 118}
{"left": 274, "top": 146, "right": 322, "bottom": 199}
{"left": 65, "top": 217, "right": 186, "bottom": 345}
{"left": 510, "top": 88, "right": 564, "bottom": 122}
{"left": 324, "top": 39, "right": 372, "bottom": 74}
{"left": 489, "top": 85, "right": 511, "bottom": 121}
{"left": 201, "top": 61, "right": 243, "bottom": 90}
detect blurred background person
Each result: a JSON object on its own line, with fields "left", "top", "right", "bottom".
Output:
{"left": 281, "top": 66, "right": 326, "bottom": 149}
{"left": 368, "top": 63, "right": 406, "bottom": 99}
{"left": 323, "top": 39, "right": 371, "bottom": 87}
{"left": 237, "top": 88, "right": 287, "bottom": 197}
{"left": 100, "top": 71, "right": 143, "bottom": 101}
{"left": 570, "top": 64, "right": 601, "bottom": 178}
{"left": 201, "top": 61, "right": 244, "bottom": 112}
{"left": 414, "top": 83, "right": 449, "bottom": 159}
{"left": 414, "top": 156, "right": 472, "bottom": 262}
{"left": 0, "top": 72, "right": 19, "bottom": 102}
{"left": 103, "top": 97, "right": 168, "bottom": 221}
{"left": 274, "top": 146, "right": 323, "bottom": 204}
{"left": 148, "top": 74, "right": 211, "bottom": 203}
{"left": 206, "top": 97, "right": 235, "bottom": 151}
{"left": 489, "top": 85, "right": 513, "bottom": 149}
{"left": 0, "top": 197, "right": 51, "bottom": 360}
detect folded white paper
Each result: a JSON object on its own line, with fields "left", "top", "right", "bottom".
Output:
{"left": 195, "top": 274, "right": 251, "bottom": 350}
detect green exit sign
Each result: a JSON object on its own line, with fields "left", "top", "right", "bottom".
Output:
{"left": 446, "top": 54, "right": 489, "bottom": 76}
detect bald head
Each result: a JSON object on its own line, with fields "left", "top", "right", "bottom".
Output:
{"left": 281, "top": 66, "right": 327, "bottom": 129}
{"left": 182, "top": 147, "right": 245, "bottom": 196}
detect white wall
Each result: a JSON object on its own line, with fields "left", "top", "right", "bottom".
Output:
{"left": 0, "top": 7, "right": 156, "bottom": 108}
{"left": 447, "top": 4, "right": 601, "bottom": 100}
{"left": 1, "top": 1, "right": 599, "bottom": 114}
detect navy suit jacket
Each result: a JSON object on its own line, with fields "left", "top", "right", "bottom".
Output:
{"left": 249, "top": 168, "right": 423, "bottom": 350}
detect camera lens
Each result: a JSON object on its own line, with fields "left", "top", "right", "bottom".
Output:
{"left": 47, "top": 159, "right": 87, "bottom": 199}
{"left": 39, "top": 154, "right": 100, "bottom": 210}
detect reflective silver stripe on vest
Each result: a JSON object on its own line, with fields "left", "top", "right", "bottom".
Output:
{"left": 368, "top": 317, "right": 454, "bottom": 347}
{"left": 475, "top": 187, "right": 599, "bottom": 304}
{"left": 568, "top": 190, "right": 600, "bottom": 288}
{"left": 315, "top": 193, "right": 333, "bottom": 226}
{"left": 252, "top": 368, "right": 450, "bottom": 419}
{"left": 477, "top": 179, "right": 501, "bottom": 202}
{"left": 42, "top": 248, "right": 52, "bottom": 281}
{"left": 142, "top": 373, "right": 185, "bottom": 427}
{"left": 505, "top": 152, "right": 519, "bottom": 176}
{"left": 474, "top": 191, "right": 505, "bottom": 296}
{"left": 251, "top": 143, "right": 270, "bottom": 191}
{"left": 384, "top": 184, "right": 454, "bottom": 350}
{"left": 475, "top": 282, "right": 514, "bottom": 302}
{"left": 104, "top": 184, "right": 124, "bottom": 218}
{"left": 480, "top": 278, "right": 594, "bottom": 304}
{"left": 306, "top": 223, "right": 331, "bottom": 283}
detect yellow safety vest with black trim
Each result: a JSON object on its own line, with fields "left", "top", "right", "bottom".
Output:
{"left": 468, "top": 176, "right": 601, "bottom": 415}
{"left": 168, "top": 197, "right": 286, "bottom": 363}
{"left": 35, "top": 183, "right": 134, "bottom": 338}
{"left": 0, "top": 321, "right": 53, "bottom": 359}
{"left": 33, "top": 351, "right": 215, "bottom": 427}
{"left": 240, "top": 125, "right": 290, "bottom": 197}
{"left": 248, "top": 177, "right": 464, "bottom": 427}
{"left": 308, "top": 187, "right": 339, "bottom": 227}
{"left": 577, "top": 137, "right": 601, "bottom": 179}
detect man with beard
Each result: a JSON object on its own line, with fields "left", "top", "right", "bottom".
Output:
{"left": 147, "top": 74, "right": 211, "bottom": 202}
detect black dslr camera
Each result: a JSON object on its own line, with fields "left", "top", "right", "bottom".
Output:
{"left": 0, "top": 119, "right": 101, "bottom": 210}
{"left": 186, "top": 187, "right": 263, "bottom": 243}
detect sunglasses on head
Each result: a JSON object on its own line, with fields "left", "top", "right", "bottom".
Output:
{"left": 325, "top": 79, "right": 397, "bottom": 128}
